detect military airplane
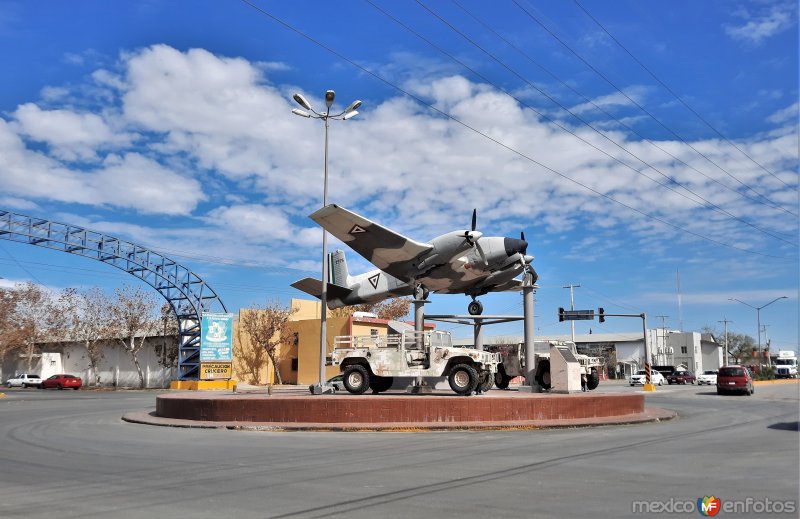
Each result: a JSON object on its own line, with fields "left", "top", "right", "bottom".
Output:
{"left": 291, "top": 204, "right": 537, "bottom": 315}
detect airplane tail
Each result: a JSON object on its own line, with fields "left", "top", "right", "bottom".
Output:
{"left": 290, "top": 250, "right": 354, "bottom": 307}
{"left": 330, "top": 249, "right": 351, "bottom": 287}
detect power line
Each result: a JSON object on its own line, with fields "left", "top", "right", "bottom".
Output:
{"left": 511, "top": 0, "right": 796, "bottom": 215}
{"left": 448, "top": 0, "right": 798, "bottom": 221}
{"left": 238, "top": 0, "right": 793, "bottom": 259}
{"left": 572, "top": 0, "right": 795, "bottom": 189}
{"left": 404, "top": 0, "right": 796, "bottom": 246}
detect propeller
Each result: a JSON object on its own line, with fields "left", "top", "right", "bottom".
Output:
{"left": 461, "top": 208, "right": 487, "bottom": 266}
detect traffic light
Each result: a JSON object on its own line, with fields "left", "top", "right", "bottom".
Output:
{"left": 558, "top": 307, "right": 565, "bottom": 322}
{"left": 598, "top": 307, "right": 605, "bottom": 323}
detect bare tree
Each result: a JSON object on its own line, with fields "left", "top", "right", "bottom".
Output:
{"left": 62, "top": 287, "right": 113, "bottom": 386}
{"left": 109, "top": 285, "right": 160, "bottom": 388}
{"left": 0, "top": 288, "right": 23, "bottom": 362}
{"left": 6, "top": 282, "right": 66, "bottom": 372}
{"left": 329, "top": 297, "right": 411, "bottom": 321}
{"left": 237, "top": 301, "right": 295, "bottom": 385}
{"left": 154, "top": 303, "right": 179, "bottom": 369}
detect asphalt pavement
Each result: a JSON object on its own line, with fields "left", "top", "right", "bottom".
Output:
{"left": 0, "top": 381, "right": 797, "bottom": 518}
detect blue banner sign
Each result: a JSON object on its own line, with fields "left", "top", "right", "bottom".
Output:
{"left": 200, "top": 313, "right": 234, "bottom": 362}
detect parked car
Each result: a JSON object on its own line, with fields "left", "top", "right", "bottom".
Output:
{"left": 667, "top": 370, "right": 696, "bottom": 385}
{"left": 697, "top": 370, "right": 718, "bottom": 385}
{"left": 5, "top": 373, "right": 42, "bottom": 388}
{"left": 716, "top": 365, "right": 754, "bottom": 396}
{"left": 630, "top": 370, "right": 665, "bottom": 386}
{"left": 40, "top": 374, "right": 82, "bottom": 390}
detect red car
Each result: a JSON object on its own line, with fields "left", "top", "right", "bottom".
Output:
{"left": 716, "top": 365, "right": 754, "bottom": 396}
{"left": 40, "top": 374, "right": 82, "bottom": 390}
{"left": 667, "top": 370, "right": 696, "bottom": 385}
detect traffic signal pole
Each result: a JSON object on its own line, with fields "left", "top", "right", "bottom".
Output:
{"left": 560, "top": 308, "right": 655, "bottom": 392}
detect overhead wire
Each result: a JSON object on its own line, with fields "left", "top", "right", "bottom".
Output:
{"left": 397, "top": 0, "right": 796, "bottom": 247}
{"left": 238, "top": 0, "right": 793, "bottom": 260}
{"left": 511, "top": 0, "right": 796, "bottom": 216}
{"left": 572, "top": 0, "right": 796, "bottom": 190}
{"left": 448, "top": 0, "right": 798, "bottom": 221}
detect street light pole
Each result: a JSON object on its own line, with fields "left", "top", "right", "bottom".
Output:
{"left": 729, "top": 296, "right": 788, "bottom": 370}
{"left": 292, "top": 90, "right": 361, "bottom": 394}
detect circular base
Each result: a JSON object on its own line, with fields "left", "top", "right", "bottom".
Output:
{"left": 155, "top": 391, "right": 646, "bottom": 427}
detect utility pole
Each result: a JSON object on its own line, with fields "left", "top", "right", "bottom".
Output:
{"left": 656, "top": 315, "right": 669, "bottom": 364}
{"left": 563, "top": 283, "right": 581, "bottom": 342}
{"left": 718, "top": 318, "right": 732, "bottom": 366}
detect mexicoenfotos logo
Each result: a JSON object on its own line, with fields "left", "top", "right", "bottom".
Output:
{"left": 697, "top": 496, "right": 721, "bottom": 516}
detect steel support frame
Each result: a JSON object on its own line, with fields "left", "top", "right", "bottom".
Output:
{"left": 0, "top": 210, "right": 227, "bottom": 380}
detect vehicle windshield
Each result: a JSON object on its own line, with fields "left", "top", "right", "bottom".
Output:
{"left": 703, "top": 371, "right": 716, "bottom": 375}
{"left": 775, "top": 359, "right": 796, "bottom": 365}
{"left": 719, "top": 368, "right": 745, "bottom": 377}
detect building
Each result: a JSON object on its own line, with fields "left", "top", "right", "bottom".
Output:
{"left": 454, "top": 329, "right": 722, "bottom": 378}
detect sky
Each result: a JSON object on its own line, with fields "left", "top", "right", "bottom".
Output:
{"left": 0, "top": 0, "right": 797, "bottom": 350}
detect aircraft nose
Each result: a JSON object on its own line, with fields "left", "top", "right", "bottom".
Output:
{"left": 504, "top": 237, "right": 528, "bottom": 256}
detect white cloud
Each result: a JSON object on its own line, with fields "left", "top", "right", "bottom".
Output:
{"left": 0, "top": 44, "right": 796, "bottom": 273}
{"left": 724, "top": 2, "right": 797, "bottom": 45}
{"left": 767, "top": 101, "right": 799, "bottom": 124}
{"left": 12, "top": 103, "right": 130, "bottom": 160}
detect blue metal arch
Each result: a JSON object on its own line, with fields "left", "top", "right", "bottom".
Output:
{"left": 0, "top": 210, "right": 228, "bottom": 380}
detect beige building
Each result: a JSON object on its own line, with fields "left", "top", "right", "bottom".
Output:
{"left": 232, "top": 298, "right": 426, "bottom": 386}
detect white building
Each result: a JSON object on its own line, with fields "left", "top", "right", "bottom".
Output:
{"left": 454, "top": 329, "right": 723, "bottom": 378}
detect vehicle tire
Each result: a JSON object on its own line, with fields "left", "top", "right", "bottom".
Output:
{"left": 535, "top": 360, "right": 551, "bottom": 390}
{"left": 586, "top": 368, "right": 600, "bottom": 390}
{"left": 22, "top": 383, "right": 28, "bottom": 388}
{"left": 370, "top": 375, "right": 393, "bottom": 394}
{"left": 657, "top": 379, "right": 663, "bottom": 386}
{"left": 716, "top": 387, "right": 723, "bottom": 395}
{"left": 494, "top": 366, "right": 510, "bottom": 389}
{"left": 73, "top": 387, "right": 79, "bottom": 391}
{"left": 630, "top": 383, "right": 634, "bottom": 386}
{"left": 478, "top": 371, "right": 494, "bottom": 393}
{"left": 343, "top": 365, "right": 370, "bottom": 394}
{"left": 448, "top": 363, "right": 479, "bottom": 395}
{"left": 57, "top": 384, "right": 63, "bottom": 390}
{"left": 467, "top": 300, "right": 483, "bottom": 316}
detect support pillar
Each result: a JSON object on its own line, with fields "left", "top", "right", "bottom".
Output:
{"left": 474, "top": 321, "right": 484, "bottom": 350}
{"left": 642, "top": 312, "right": 656, "bottom": 392}
{"left": 523, "top": 283, "right": 540, "bottom": 392}
{"left": 408, "top": 295, "right": 432, "bottom": 394}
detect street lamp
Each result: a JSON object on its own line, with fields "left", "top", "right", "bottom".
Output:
{"left": 292, "top": 90, "right": 361, "bottom": 395}
{"left": 729, "top": 296, "right": 788, "bottom": 369}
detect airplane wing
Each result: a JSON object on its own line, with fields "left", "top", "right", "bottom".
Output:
{"left": 310, "top": 204, "right": 432, "bottom": 280}
{"left": 291, "top": 277, "right": 353, "bottom": 300}
{"left": 481, "top": 278, "right": 524, "bottom": 292}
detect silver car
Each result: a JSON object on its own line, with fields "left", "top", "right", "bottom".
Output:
{"left": 5, "top": 373, "right": 43, "bottom": 388}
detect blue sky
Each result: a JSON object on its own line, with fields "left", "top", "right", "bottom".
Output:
{"left": 0, "top": 0, "right": 797, "bottom": 349}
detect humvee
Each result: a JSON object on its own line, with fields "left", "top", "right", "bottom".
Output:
{"left": 330, "top": 330, "right": 501, "bottom": 396}
{"left": 487, "top": 340, "right": 604, "bottom": 390}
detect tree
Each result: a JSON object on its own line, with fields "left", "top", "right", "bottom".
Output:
{"left": 154, "top": 303, "right": 179, "bottom": 369}
{"left": 329, "top": 297, "right": 411, "bottom": 321}
{"left": 109, "top": 285, "right": 160, "bottom": 388}
{"left": 703, "top": 326, "right": 755, "bottom": 364}
{"left": 237, "top": 301, "right": 295, "bottom": 385}
{"left": 0, "top": 288, "right": 23, "bottom": 361}
{"left": 6, "top": 282, "right": 66, "bottom": 372}
{"left": 62, "top": 287, "right": 113, "bottom": 386}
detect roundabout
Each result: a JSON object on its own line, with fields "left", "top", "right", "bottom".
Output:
{"left": 123, "top": 389, "right": 674, "bottom": 431}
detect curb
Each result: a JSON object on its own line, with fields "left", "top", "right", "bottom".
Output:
{"left": 754, "top": 379, "right": 800, "bottom": 386}
{"left": 122, "top": 407, "right": 677, "bottom": 432}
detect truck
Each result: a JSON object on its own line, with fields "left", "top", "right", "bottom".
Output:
{"left": 486, "top": 341, "right": 605, "bottom": 391}
{"left": 773, "top": 350, "right": 798, "bottom": 379}
{"left": 330, "top": 330, "right": 501, "bottom": 396}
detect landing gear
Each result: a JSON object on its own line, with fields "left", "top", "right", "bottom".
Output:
{"left": 413, "top": 284, "right": 429, "bottom": 301}
{"left": 467, "top": 298, "right": 483, "bottom": 315}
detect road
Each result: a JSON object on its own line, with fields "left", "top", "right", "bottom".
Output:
{"left": 1, "top": 382, "right": 798, "bottom": 518}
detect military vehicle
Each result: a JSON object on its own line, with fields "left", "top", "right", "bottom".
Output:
{"left": 330, "top": 330, "right": 501, "bottom": 396}
{"left": 486, "top": 340, "right": 604, "bottom": 391}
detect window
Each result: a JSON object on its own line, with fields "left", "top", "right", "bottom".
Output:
{"left": 370, "top": 328, "right": 378, "bottom": 336}
{"left": 681, "top": 346, "right": 688, "bottom": 354}
{"left": 292, "top": 332, "right": 299, "bottom": 346}
{"left": 291, "top": 358, "right": 298, "bottom": 371}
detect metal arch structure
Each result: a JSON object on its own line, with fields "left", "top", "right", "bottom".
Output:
{"left": 0, "top": 210, "right": 228, "bottom": 380}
